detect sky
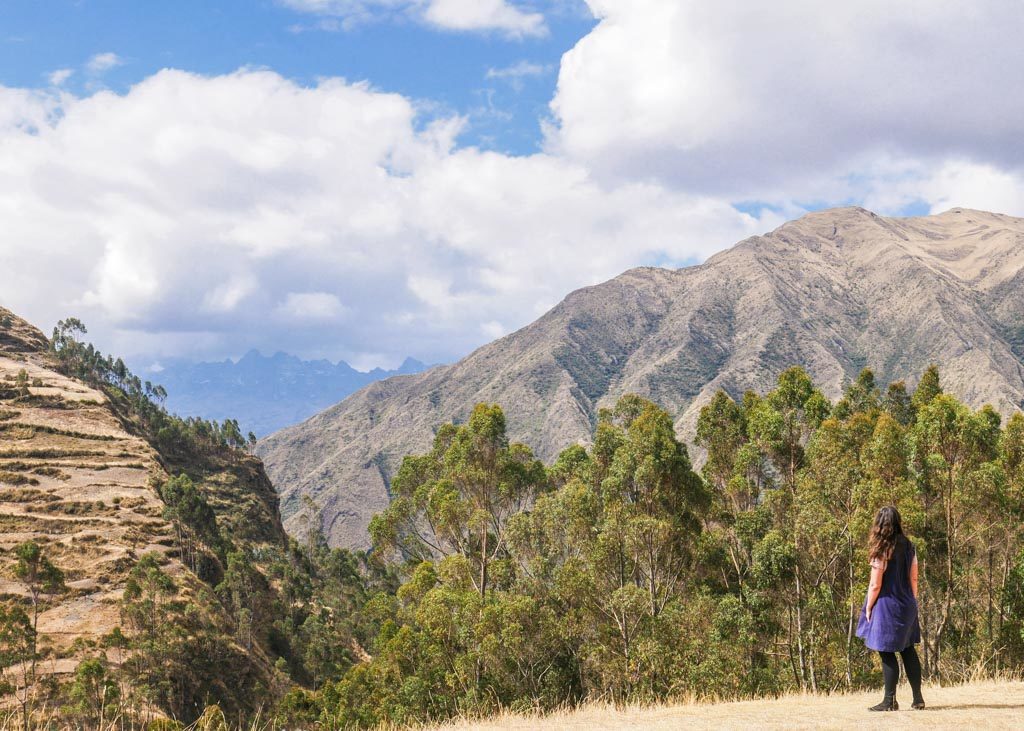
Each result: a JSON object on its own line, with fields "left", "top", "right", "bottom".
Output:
{"left": 1, "top": 1, "right": 1023, "bottom": 371}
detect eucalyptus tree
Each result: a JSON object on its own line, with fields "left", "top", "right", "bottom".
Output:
{"left": 370, "top": 403, "right": 546, "bottom": 597}
{"left": 745, "top": 367, "right": 830, "bottom": 690}
{"left": 911, "top": 394, "right": 1001, "bottom": 673}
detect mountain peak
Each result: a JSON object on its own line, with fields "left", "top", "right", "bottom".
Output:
{"left": 0, "top": 304, "right": 50, "bottom": 356}
{"left": 257, "top": 207, "right": 1024, "bottom": 549}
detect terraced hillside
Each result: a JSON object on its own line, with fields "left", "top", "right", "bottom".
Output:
{"left": 0, "top": 306, "right": 289, "bottom": 720}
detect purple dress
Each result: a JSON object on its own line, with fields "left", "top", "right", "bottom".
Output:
{"left": 855, "top": 536, "right": 921, "bottom": 652}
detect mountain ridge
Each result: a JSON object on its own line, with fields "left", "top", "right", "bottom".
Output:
{"left": 257, "top": 206, "right": 1024, "bottom": 548}
{"left": 150, "top": 350, "right": 432, "bottom": 437}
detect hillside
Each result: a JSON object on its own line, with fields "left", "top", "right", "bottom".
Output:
{"left": 425, "top": 679, "right": 1024, "bottom": 730}
{"left": 0, "top": 307, "right": 291, "bottom": 721}
{"left": 151, "top": 351, "right": 429, "bottom": 437}
{"left": 257, "top": 206, "right": 1024, "bottom": 548}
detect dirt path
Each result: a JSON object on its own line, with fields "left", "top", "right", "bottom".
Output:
{"left": 428, "top": 679, "right": 1024, "bottom": 730}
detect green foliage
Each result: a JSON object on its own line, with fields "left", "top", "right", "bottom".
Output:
{"left": 119, "top": 553, "right": 266, "bottom": 723}
{"left": 371, "top": 403, "right": 546, "bottom": 597}
{"left": 14, "top": 369, "right": 30, "bottom": 398}
{"left": 304, "top": 367, "right": 1024, "bottom": 727}
{"left": 66, "top": 657, "right": 119, "bottom": 723}
{"left": 50, "top": 318, "right": 248, "bottom": 459}
{"left": 912, "top": 363, "right": 943, "bottom": 410}
{"left": 24, "top": 327, "right": 1024, "bottom": 728}
{"left": 0, "top": 603, "right": 34, "bottom": 688}
{"left": 325, "top": 397, "right": 711, "bottom": 725}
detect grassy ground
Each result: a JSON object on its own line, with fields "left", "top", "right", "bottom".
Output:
{"left": 424, "top": 679, "right": 1024, "bottom": 730}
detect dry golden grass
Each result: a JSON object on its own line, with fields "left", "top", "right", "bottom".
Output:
{"left": 422, "top": 679, "right": 1024, "bottom": 731}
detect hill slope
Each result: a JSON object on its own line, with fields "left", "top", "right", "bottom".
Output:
{"left": 257, "top": 207, "right": 1024, "bottom": 548}
{"left": 424, "top": 679, "right": 1024, "bottom": 730}
{"left": 0, "top": 306, "right": 290, "bottom": 719}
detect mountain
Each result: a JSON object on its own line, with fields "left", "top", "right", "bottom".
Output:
{"left": 0, "top": 306, "right": 292, "bottom": 720}
{"left": 150, "top": 351, "right": 430, "bottom": 437}
{"left": 257, "top": 207, "right": 1024, "bottom": 549}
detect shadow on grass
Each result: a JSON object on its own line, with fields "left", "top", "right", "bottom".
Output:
{"left": 924, "top": 703, "right": 1024, "bottom": 711}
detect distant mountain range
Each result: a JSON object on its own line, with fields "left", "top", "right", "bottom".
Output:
{"left": 151, "top": 351, "right": 431, "bottom": 437}
{"left": 257, "top": 207, "right": 1024, "bottom": 549}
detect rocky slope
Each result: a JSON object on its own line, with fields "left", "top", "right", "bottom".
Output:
{"left": 257, "top": 207, "right": 1024, "bottom": 548}
{"left": 0, "top": 306, "right": 289, "bottom": 718}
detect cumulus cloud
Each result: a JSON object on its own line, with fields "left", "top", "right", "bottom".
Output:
{"left": 423, "top": 0, "right": 545, "bottom": 37}
{"left": 548, "top": 0, "right": 1024, "bottom": 200}
{"left": 276, "top": 292, "right": 350, "bottom": 321}
{"left": 281, "top": 0, "right": 546, "bottom": 38}
{"left": 0, "top": 69, "right": 771, "bottom": 367}
{"left": 86, "top": 52, "right": 123, "bottom": 74}
{"left": 48, "top": 68, "right": 73, "bottom": 86}
{"left": 3, "top": 1, "right": 1023, "bottom": 370}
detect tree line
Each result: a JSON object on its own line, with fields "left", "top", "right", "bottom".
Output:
{"left": 51, "top": 318, "right": 257, "bottom": 456}
{"left": 282, "top": 366, "right": 1024, "bottom": 727}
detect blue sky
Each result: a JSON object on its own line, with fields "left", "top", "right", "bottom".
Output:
{"left": 1, "top": 0, "right": 593, "bottom": 155}
{"left": 0, "top": 1, "right": 1022, "bottom": 370}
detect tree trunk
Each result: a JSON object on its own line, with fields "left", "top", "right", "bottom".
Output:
{"left": 845, "top": 537, "right": 855, "bottom": 687}
{"left": 479, "top": 526, "right": 488, "bottom": 597}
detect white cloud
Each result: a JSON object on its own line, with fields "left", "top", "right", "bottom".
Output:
{"left": 277, "top": 292, "right": 350, "bottom": 321}
{"left": 480, "top": 320, "right": 507, "bottom": 339}
{"left": 548, "top": 0, "right": 1024, "bottom": 200}
{"left": 857, "top": 158, "right": 1024, "bottom": 218}
{"left": 280, "top": 0, "right": 546, "bottom": 38}
{"left": 86, "top": 52, "right": 123, "bottom": 74}
{"left": 48, "top": 68, "right": 73, "bottom": 86}
{"left": 486, "top": 60, "right": 550, "bottom": 81}
{"left": 3, "top": 2, "right": 1024, "bottom": 370}
{"left": 202, "top": 275, "right": 259, "bottom": 313}
{"left": 423, "top": 0, "right": 545, "bottom": 37}
{"left": 0, "top": 69, "right": 770, "bottom": 367}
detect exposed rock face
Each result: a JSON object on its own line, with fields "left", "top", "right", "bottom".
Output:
{"left": 257, "top": 207, "right": 1024, "bottom": 549}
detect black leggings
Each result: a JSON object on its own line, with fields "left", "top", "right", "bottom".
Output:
{"left": 879, "top": 646, "right": 923, "bottom": 702}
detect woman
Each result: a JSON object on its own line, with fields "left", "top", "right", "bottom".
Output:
{"left": 855, "top": 506, "right": 925, "bottom": 711}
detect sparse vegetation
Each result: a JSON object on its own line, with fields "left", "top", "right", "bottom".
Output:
{"left": 0, "top": 471, "right": 39, "bottom": 486}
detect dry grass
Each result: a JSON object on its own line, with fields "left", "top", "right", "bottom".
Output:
{"left": 0, "top": 681, "right": 1016, "bottom": 730}
{"left": 421, "top": 679, "right": 1024, "bottom": 731}
{"left": 0, "top": 352, "right": 179, "bottom": 673}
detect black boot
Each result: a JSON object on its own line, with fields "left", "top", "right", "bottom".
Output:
{"left": 868, "top": 697, "right": 899, "bottom": 711}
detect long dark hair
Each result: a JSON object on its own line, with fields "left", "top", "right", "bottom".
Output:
{"left": 868, "top": 506, "right": 904, "bottom": 562}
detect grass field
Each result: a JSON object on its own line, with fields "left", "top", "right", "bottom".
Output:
{"left": 424, "top": 679, "right": 1024, "bottom": 730}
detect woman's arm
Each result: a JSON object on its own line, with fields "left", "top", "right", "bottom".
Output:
{"left": 910, "top": 554, "right": 919, "bottom": 599}
{"left": 865, "top": 559, "right": 885, "bottom": 621}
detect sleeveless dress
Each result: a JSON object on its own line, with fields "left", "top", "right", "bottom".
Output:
{"left": 855, "top": 535, "right": 921, "bottom": 652}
